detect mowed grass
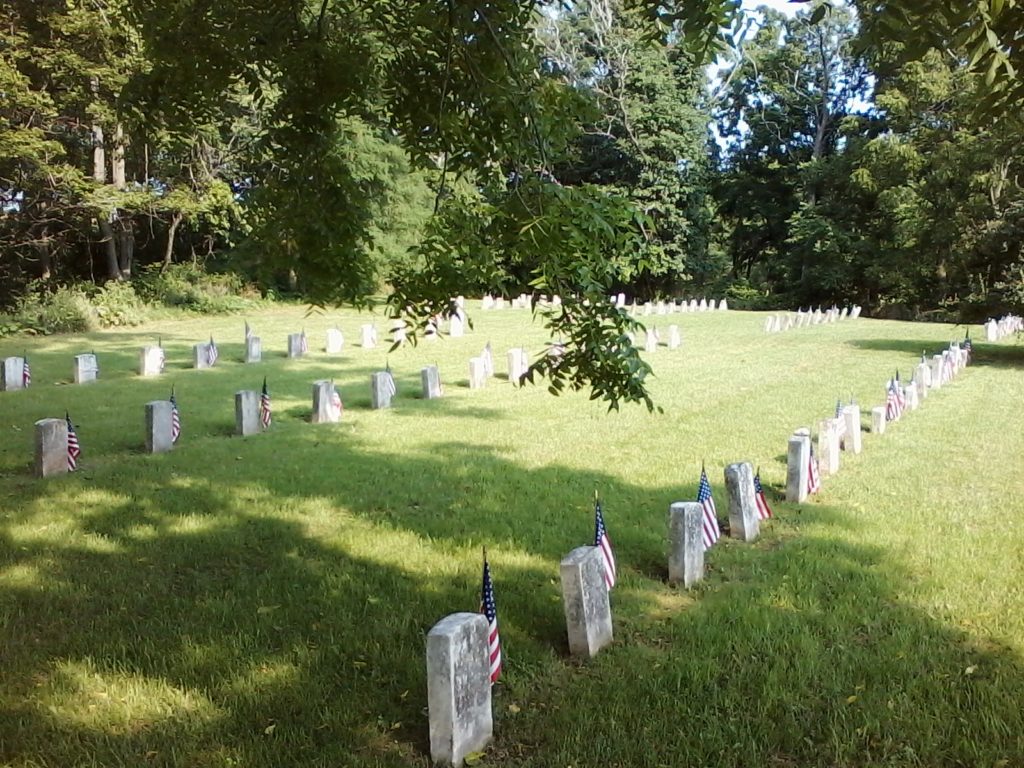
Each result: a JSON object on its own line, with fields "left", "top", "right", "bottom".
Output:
{"left": 1, "top": 304, "right": 1023, "bottom": 768}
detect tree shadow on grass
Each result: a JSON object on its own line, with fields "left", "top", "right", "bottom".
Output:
{"left": 850, "top": 337, "right": 1024, "bottom": 369}
{"left": 2, "top": 439, "right": 1024, "bottom": 767}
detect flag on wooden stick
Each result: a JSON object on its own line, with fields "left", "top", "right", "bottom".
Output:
{"left": 754, "top": 468, "right": 773, "bottom": 520}
{"left": 480, "top": 549, "right": 502, "bottom": 685}
{"left": 698, "top": 465, "right": 721, "bottom": 550}
{"left": 22, "top": 354, "right": 31, "bottom": 387}
{"left": 170, "top": 387, "right": 181, "bottom": 443}
{"left": 260, "top": 377, "right": 272, "bottom": 429}
{"left": 66, "top": 412, "right": 80, "bottom": 471}
{"left": 594, "top": 491, "right": 616, "bottom": 589}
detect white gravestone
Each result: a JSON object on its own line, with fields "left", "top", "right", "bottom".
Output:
{"left": 668, "top": 325, "right": 681, "bottom": 350}
{"left": 904, "top": 384, "right": 919, "bottom": 411}
{"left": 35, "top": 418, "right": 69, "bottom": 478}
{"left": 506, "top": 348, "right": 527, "bottom": 386}
{"left": 708, "top": 299, "right": 717, "bottom": 311}
{"left": 245, "top": 336, "right": 262, "bottom": 363}
{"left": 468, "top": 358, "right": 487, "bottom": 390}
{"left": 560, "top": 546, "right": 613, "bottom": 658}
{"left": 668, "top": 502, "right": 705, "bottom": 588}
{"left": 392, "top": 322, "right": 407, "bottom": 346}
{"left": 326, "top": 328, "right": 344, "bottom": 354}
{"left": 764, "top": 317, "right": 774, "bottom": 334}
{"left": 724, "top": 462, "right": 760, "bottom": 543}
{"left": 871, "top": 406, "right": 886, "bottom": 434}
{"left": 360, "top": 324, "right": 377, "bottom": 349}
{"left": 916, "top": 362, "right": 930, "bottom": 397}
{"left": 312, "top": 381, "right": 340, "bottom": 424}
{"left": 235, "top": 390, "right": 260, "bottom": 436}
{"left": 192, "top": 343, "right": 212, "bottom": 370}
{"left": 426, "top": 612, "right": 493, "bottom": 767}
{"left": 287, "top": 333, "right": 306, "bottom": 358}
{"left": 986, "top": 320, "right": 998, "bottom": 342}
{"left": 842, "top": 405, "right": 862, "bottom": 454}
{"left": 786, "top": 428, "right": 811, "bottom": 503}
{"left": 699, "top": 298, "right": 708, "bottom": 312}
{"left": 449, "top": 313, "right": 465, "bottom": 338}
{"left": 421, "top": 366, "right": 442, "bottom": 399}
{"left": 370, "top": 371, "right": 395, "bottom": 409}
{"left": 644, "top": 328, "right": 658, "bottom": 353}
{"left": 929, "top": 355, "right": 944, "bottom": 389}
{"left": 818, "top": 419, "right": 840, "bottom": 476}
{"left": 1, "top": 357, "right": 26, "bottom": 391}
{"left": 145, "top": 400, "right": 174, "bottom": 454}
{"left": 73, "top": 354, "right": 98, "bottom": 384}
{"left": 719, "top": 299, "right": 728, "bottom": 311}
{"left": 139, "top": 346, "right": 164, "bottom": 377}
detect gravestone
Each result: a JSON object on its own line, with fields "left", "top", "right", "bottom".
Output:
{"left": 360, "top": 324, "right": 377, "bottom": 349}
{"left": 507, "top": 348, "right": 527, "bottom": 385}
{"left": 235, "top": 390, "right": 260, "bottom": 436}
{"left": 421, "top": 366, "right": 442, "bottom": 399}
{"left": 560, "top": 546, "right": 613, "bottom": 658}
{"left": 905, "top": 384, "right": 920, "bottom": 411}
{"left": 699, "top": 298, "right": 708, "bottom": 311}
{"left": 786, "top": 428, "right": 811, "bottom": 503}
{"left": 468, "top": 358, "right": 486, "bottom": 389}
{"left": 656, "top": 301, "right": 667, "bottom": 316}
{"left": 708, "top": 299, "right": 717, "bottom": 310}
{"left": 616, "top": 292, "right": 626, "bottom": 308}
{"left": 73, "top": 354, "right": 98, "bottom": 384}
{"left": 764, "top": 317, "right": 774, "bottom": 334}
{"left": 145, "top": 400, "right": 174, "bottom": 454}
{"left": 871, "top": 406, "right": 886, "bottom": 434}
{"left": 986, "top": 319, "right": 998, "bottom": 342}
{"left": 818, "top": 419, "right": 840, "bottom": 476}
{"left": 668, "top": 502, "right": 704, "bottom": 587}
{"left": 842, "top": 405, "right": 862, "bottom": 454}
{"left": 1, "top": 357, "right": 26, "bottom": 391}
{"left": 644, "top": 328, "right": 658, "bottom": 353}
{"left": 392, "top": 322, "right": 407, "bottom": 346}
{"left": 426, "top": 613, "right": 493, "bottom": 767}
{"left": 139, "top": 346, "right": 164, "bottom": 377}
{"left": 245, "top": 336, "right": 262, "bottom": 363}
{"left": 643, "top": 302, "right": 652, "bottom": 316}
{"left": 667, "top": 325, "right": 681, "bottom": 350}
{"left": 192, "top": 343, "right": 212, "bottom": 370}
{"left": 916, "top": 362, "right": 930, "bottom": 398}
{"left": 449, "top": 312, "right": 465, "bottom": 338}
{"left": 287, "top": 333, "right": 306, "bottom": 358}
{"left": 370, "top": 371, "right": 395, "bottom": 409}
{"left": 34, "top": 418, "right": 69, "bottom": 477}
{"left": 929, "top": 355, "right": 944, "bottom": 389}
{"left": 325, "top": 328, "right": 344, "bottom": 355}
{"left": 719, "top": 299, "right": 728, "bottom": 311}
{"left": 724, "top": 462, "right": 760, "bottom": 542}
{"left": 312, "top": 380, "right": 340, "bottom": 424}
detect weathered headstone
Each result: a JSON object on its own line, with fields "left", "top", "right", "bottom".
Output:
{"left": 842, "top": 405, "right": 862, "bottom": 454}
{"left": 34, "top": 418, "right": 69, "bottom": 477}
{"left": 986, "top": 319, "right": 998, "bottom": 342}
{"left": 668, "top": 502, "right": 704, "bottom": 587}
{"left": 560, "top": 546, "right": 613, "bottom": 658}
{"left": 421, "top": 366, "right": 442, "bottom": 399}
{"left": 871, "top": 406, "right": 886, "bottom": 434}
{"left": 245, "top": 336, "right": 262, "bottom": 363}
{"left": 1, "top": 357, "right": 26, "bottom": 391}
{"left": 724, "top": 462, "right": 760, "bottom": 542}
{"left": 287, "top": 333, "right": 306, "bottom": 358}
{"left": 786, "top": 428, "right": 811, "bottom": 503}
{"left": 644, "top": 328, "right": 658, "bottom": 353}
{"left": 916, "top": 362, "right": 930, "bottom": 397}
{"left": 73, "top": 354, "right": 98, "bottom": 384}
{"left": 667, "top": 325, "right": 681, "bottom": 350}
{"left": 192, "top": 343, "right": 212, "bottom": 370}
{"left": 719, "top": 299, "right": 729, "bottom": 311}
{"left": 449, "top": 312, "right": 465, "bottom": 338}
{"left": 235, "top": 390, "right": 260, "bottom": 436}
{"left": 370, "top": 371, "right": 396, "bottom": 409}
{"left": 145, "top": 400, "right": 174, "bottom": 454}
{"left": 507, "top": 348, "right": 527, "bottom": 385}
{"left": 929, "top": 355, "right": 944, "bottom": 389}
{"left": 426, "top": 612, "right": 493, "bottom": 767}
{"left": 817, "top": 419, "right": 840, "bottom": 476}
{"left": 905, "top": 384, "right": 920, "bottom": 411}
{"left": 360, "top": 324, "right": 377, "bottom": 349}
{"left": 312, "top": 380, "right": 340, "bottom": 424}
{"left": 139, "top": 346, "right": 164, "bottom": 377}
{"left": 468, "top": 358, "right": 487, "bottom": 389}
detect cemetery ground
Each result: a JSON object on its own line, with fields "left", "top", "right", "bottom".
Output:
{"left": 1, "top": 305, "right": 1023, "bottom": 768}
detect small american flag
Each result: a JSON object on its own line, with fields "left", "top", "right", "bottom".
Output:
{"left": 207, "top": 336, "right": 219, "bottom": 366}
{"left": 885, "top": 379, "right": 901, "bottom": 421}
{"left": 963, "top": 334, "right": 972, "bottom": 363}
{"left": 170, "top": 388, "right": 181, "bottom": 443}
{"left": 807, "top": 441, "right": 821, "bottom": 494}
{"left": 260, "top": 377, "right": 272, "bottom": 429}
{"left": 245, "top": 321, "right": 253, "bottom": 340}
{"left": 66, "top": 412, "right": 80, "bottom": 471}
{"left": 894, "top": 371, "right": 906, "bottom": 411}
{"left": 834, "top": 399, "right": 847, "bottom": 442}
{"left": 594, "top": 493, "right": 616, "bottom": 589}
{"left": 157, "top": 337, "right": 166, "bottom": 372}
{"left": 754, "top": 469, "right": 772, "bottom": 520}
{"left": 330, "top": 381, "right": 343, "bottom": 417}
{"left": 383, "top": 362, "right": 397, "bottom": 400}
{"left": 22, "top": 355, "right": 31, "bottom": 387}
{"left": 299, "top": 330, "right": 309, "bottom": 355}
{"left": 698, "top": 466, "right": 720, "bottom": 550}
{"left": 481, "top": 551, "right": 502, "bottom": 685}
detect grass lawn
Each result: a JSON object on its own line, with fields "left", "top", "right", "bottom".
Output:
{"left": 1, "top": 305, "right": 1023, "bottom": 767}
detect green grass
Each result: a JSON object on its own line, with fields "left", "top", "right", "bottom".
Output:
{"left": 1, "top": 305, "right": 1023, "bottom": 767}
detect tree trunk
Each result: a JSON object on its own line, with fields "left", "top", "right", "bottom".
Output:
{"left": 113, "top": 124, "right": 126, "bottom": 189}
{"left": 99, "top": 217, "right": 121, "bottom": 280}
{"left": 92, "top": 123, "right": 106, "bottom": 183}
{"left": 163, "top": 212, "right": 183, "bottom": 268}
{"left": 117, "top": 220, "right": 135, "bottom": 277}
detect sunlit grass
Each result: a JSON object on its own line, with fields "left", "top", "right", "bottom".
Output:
{"left": 1, "top": 304, "right": 1023, "bottom": 766}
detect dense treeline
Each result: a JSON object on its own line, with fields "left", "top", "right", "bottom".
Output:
{"left": 1, "top": 1, "right": 1021, "bottom": 387}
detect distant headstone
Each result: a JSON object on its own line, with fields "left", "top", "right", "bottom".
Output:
{"left": 34, "top": 418, "right": 69, "bottom": 477}
{"left": 656, "top": 301, "right": 667, "bottom": 316}
{"left": 245, "top": 336, "right": 262, "bottom": 363}
{"left": 426, "top": 612, "right": 493, "bottom": 767}
{"left": 786, "top": 428, "right": 810, "bottom": 502}
{"left": 235, "top": 390, "right": 260, "bottom": 436}
{"left": 1, "top": 357, "right": 26, "bottom": 391}
{"left": 139, "top": 346, "right": 164, "bottom": 377}
{"left": 668, "top": 502, "right": 704, "bottom": 588}
{"left": 842, "top": 405, "right": 862, "bottom": 454}
{"left": 643, "top": 302, "right": 652, "bottom": 316}
{"left": 708, "top": 299, "right": 717, "bottom": 311}
{"left": 361, "top": 324, "right": 377, "bottom": 349}
{"left": 287, "top": 333, "right": 306, "bottom": 358}
{"left": 818, "top": 419, "right": 840, "bottom": 476}
{"left": 929, "top": 355, "right": 944, "bottom": 389}
{"left": 145, "top": 400, "right": 174, "bottom": 454}
{"left": 450, "top": 312, "right": 465, "bottom": 338}
{"left": 73, "top": 354, "right": 98, "bottom": 384}
{"left": 644, "top": 328, "right": 658, "bottom": 353}
{"left": 667, "top": 325, "right": 681, "bottom": 350}
{"left": 370, "top": 371, "right": 396, "bottom": 409}
{"left": 560, "top": 546, "right": 613, "bottom": 658}
{"left": 871, "top": 406, "right": 886, "bottom": 434}
{"left": 616, "top": 292, "right": 626, "bottom": 308}
{"left": 312, "top": 380, "right": 340, "bottom": 424}
{"left": 421, "top": 366, "right": 442, "bottom": 399}
{"left": 392, "top": 322, "right": 407, "bottom": 346}
{"left": 916, "top": 362, "right": 930, "bottom": 397}
{"left": 468, "top": 358, "right": 487, "bottom": 389}
{"left": 507, "top": 348, "right": 527, "bottom": 385}
{"left": 719, "top": 299, "right": 728, "bottom": 311}
{"left": 986, "top": 319, "right": 998, "bottom": 342}
{"left": 688, "top": 299, "right": 698, "bottom": 311}
{"left": 326, "top": 328, "right": 344, "bottom": 354}
{"left": 904, "top": 384, "right": 920, "bottom": 411}
{"left": 724, "top": 462, "right": 759, "bottom": 542}
{"left": 699, "top": 298, "right": 708, "bottom": 312}
{"left": 192, "top": 343, "right": 212, "bottom": 370}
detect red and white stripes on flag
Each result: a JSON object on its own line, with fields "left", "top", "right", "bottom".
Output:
{"left": 480, "top": 553, "right": 502, "bottom": 684}
{"left": 299, "top": 330, "right": 309, "bottom": 355}
{"left": 754, "top": 470, "right": 773, "bottom": 520}
{"left": 260, "top": 378, "right": 272, "bottom": 429}
{"left": 330, "top": 382, "right": 343, "bottom": 417}
{"left": 697, "top": 466, "right": 720, "bottom": 549}
{"left": 807, "top": 441, "right": 822, "bottom": 494}
{"left": 170, "top": 389, "right": 181, "bottom": 443}
{"left": 22, "top": 356, "right": 31, "bottom": 387}
{"left": 66, "top": 413, "right": 80, "bottom": 471}
{"left": 207, "top": 336, "right": 219, "bottom": 366}
{"left": 594, "top": 495, "right": 616, "bottom": 589}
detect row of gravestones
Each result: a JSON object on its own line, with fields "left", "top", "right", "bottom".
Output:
{"left": 426, "top": 459, "right": 766, "bottom": 767}
{"left": 628, "top": 297, "right": 728, "bottom": 315}
{"left": 985, "top": 314, "right": 1022, "bottom": 341}
{"left": 763, "top": 305, "right": 862, "bottom": 334}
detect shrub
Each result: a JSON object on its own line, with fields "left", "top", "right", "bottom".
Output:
{"left": 136, "top": 264, "right": 262, "bottom": 313}
{"left": 89, "top": 281, "right": 148, "bottom": 327}
{"left": 8, "top": 284, "right": 97, "bottom": 335}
